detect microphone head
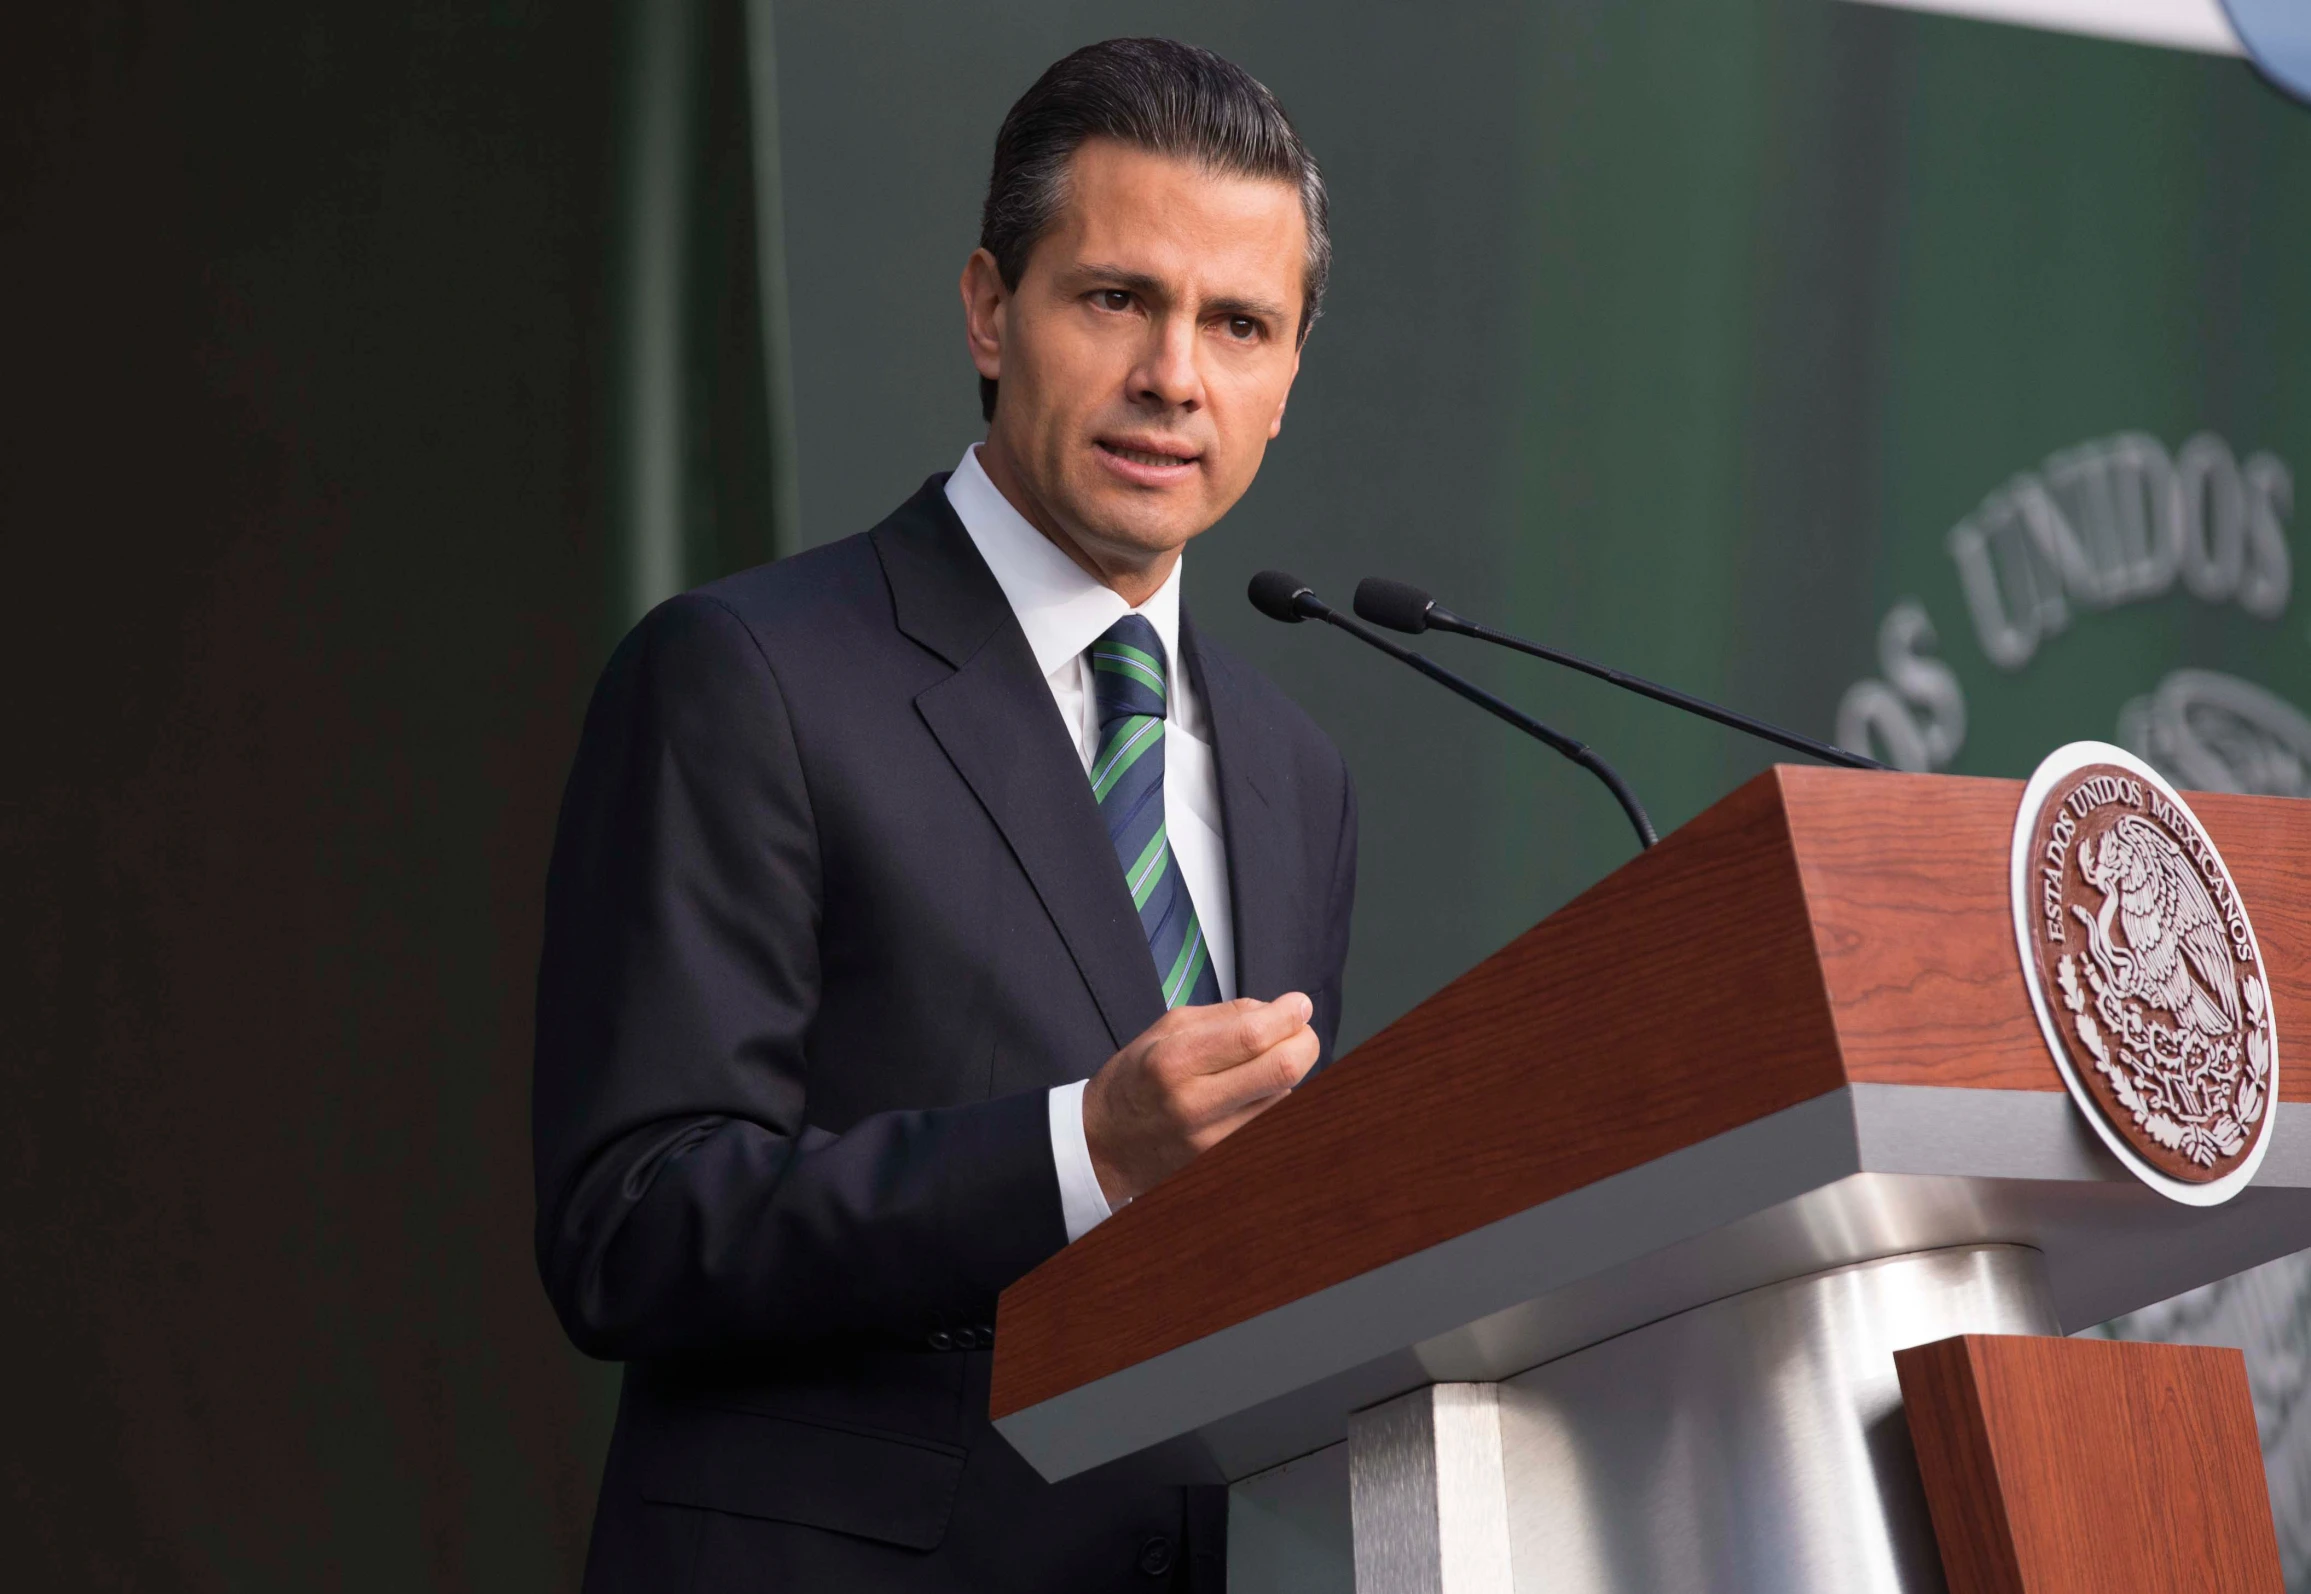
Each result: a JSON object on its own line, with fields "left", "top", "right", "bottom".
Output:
{"left": 1248, "top": 569, "right": 1322, "bottom": 623}
{"left": 1353, "top": 576, "right": 1436, "bottom": 634}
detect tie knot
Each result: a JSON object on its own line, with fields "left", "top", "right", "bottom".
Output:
{"left": 1089, "top": 614, "right": 1168, "bottom": 725}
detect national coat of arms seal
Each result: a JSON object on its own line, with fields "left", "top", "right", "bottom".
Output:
{"left": 2011, "top": 741, "right": 2280, "bottom": 1205}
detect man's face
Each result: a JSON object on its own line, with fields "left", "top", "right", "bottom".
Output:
{"left": 963, "top": 140, "right": 1307, "bottom": 590}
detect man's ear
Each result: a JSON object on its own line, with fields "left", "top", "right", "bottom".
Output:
{"left": 961, "top": 248, "right": 1007, "bottom": 383}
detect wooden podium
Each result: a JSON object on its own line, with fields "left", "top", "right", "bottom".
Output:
{"left": 989, "top": 769, "right": 2311, "bottom": 1593}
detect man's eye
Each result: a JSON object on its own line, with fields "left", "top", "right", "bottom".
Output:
{"left": 1224, "top": 316, "right": 1260, "bottom": 341}
{"left": 1096, "top": 290, "right": 1134, "bottom": 311}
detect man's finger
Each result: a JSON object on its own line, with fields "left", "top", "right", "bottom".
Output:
{"left": 1177, "top": 1026, "right": 1318, "bottom": 1121}
{"left": 1231, "top": 992, "right": 1312, "bottom": 1060}
{"left": 1171, "top": 991, "right": 1312, "bottom": 1073}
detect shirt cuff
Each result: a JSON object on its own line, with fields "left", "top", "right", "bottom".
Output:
{"left": 1048, "top": 1079, "right": 1116, "bottom": 1243}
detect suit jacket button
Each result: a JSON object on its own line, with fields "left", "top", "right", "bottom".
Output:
{"left": 1137, "top": 1535, "right": 1174, "bottom": 1576}
{"left": 928, "top": 1329, "right": 954, "bottom": 1351}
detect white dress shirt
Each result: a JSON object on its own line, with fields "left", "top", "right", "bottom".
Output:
{"left": 944, "top": 445, "right": 1236, "bottom": 1243}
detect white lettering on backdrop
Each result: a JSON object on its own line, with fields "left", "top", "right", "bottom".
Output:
{"left": 1836, "top": 431, "right": 2301, "bottom": 790}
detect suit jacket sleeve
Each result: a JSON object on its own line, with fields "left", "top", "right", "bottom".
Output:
{"left": 531, "top": 593, "right": 1067, "bottom": 1361}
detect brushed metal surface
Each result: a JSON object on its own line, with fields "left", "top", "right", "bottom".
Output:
{"left": 1348, "top": 1386, "right": 1513, "bottom": 1594}
{"left": 1495, "top": 1244, "right": 2057, "bottom": 1594}
{"left": 998, "top": 1088, "right": 2311, "bottom": 1485}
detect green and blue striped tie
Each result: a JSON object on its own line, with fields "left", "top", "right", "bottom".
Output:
{"left": 1088, "top": 615, "right": 1221, "bottom": 1009}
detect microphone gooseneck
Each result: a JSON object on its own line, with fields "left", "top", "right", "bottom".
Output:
{"left": 1247, "top": 571, "right": 1657, "bottom": 850}
{"left": 1351, "top": 578, "right": 1885, "bottom": 772}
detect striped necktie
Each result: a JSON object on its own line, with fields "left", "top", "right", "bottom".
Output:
{"left": 1087, "top": 615, "right": 1222, "bottom": 1009}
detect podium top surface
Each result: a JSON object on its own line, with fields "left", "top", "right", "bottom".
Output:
{"left": 989, "top": 769, "right": 2311, "bottom": 1482}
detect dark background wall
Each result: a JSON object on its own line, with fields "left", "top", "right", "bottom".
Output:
{"left": 3, "top": 6, "right": 620, "bottom": 1587}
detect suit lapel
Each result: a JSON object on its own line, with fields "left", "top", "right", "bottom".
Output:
{"left": 1181, "top": 614, "right": 1295, "bottom": 1004}
{"left": 876, "top": 482, "right": 1167, "bottom": 1050}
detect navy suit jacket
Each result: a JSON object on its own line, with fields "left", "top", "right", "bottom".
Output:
{"left": 533, "top": 478, "right": 1357, "bottom": 1592}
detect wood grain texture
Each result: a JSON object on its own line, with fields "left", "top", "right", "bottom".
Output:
{"left": 1784, "top": 771, "right": 2052, "bottom": 1091}
{"left": 1895, "top": 1334, "right": 2282, "bottom": 1594}
{"left": 992, "top": 770, "right": 2311, "bottom": 1420}
{"left": 1779, "top": 768, "right": 2311, "bottom": 1100}
{"left": 994, "top": 769, "right": 1848, "bottom": 1419}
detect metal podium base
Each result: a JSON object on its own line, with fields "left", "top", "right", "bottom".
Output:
{"left": 1232, "top": 1244, "right": 2059, "bottom": 1594}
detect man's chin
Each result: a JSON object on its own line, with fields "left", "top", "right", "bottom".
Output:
{"left": 1060, "top": 485, "right": 1211, "bottom": 561}
{"left": 1077, "top": 511, "right": 1205, "bottom": 568}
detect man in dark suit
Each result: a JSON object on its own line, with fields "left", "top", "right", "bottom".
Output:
{"left": 533, "top": 37, "right": 1354, "bottom": 1591}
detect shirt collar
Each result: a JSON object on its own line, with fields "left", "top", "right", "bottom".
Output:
{"left": 945, "top": 444, "right": 1183, "bottom": 684}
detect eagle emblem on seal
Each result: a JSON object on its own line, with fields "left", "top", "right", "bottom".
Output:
{"left": 2012, "top": 743, "right": 2280, "bottom": 1204}
{"left": 2074, "top": 817, "right": 2241, "bottom": 1039}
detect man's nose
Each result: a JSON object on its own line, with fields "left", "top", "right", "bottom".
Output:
{"left": 1130, "top": 316, "right": 1203, "bottom": 410}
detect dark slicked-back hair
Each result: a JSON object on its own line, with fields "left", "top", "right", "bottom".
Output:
{"left": 976, "top": 37, "right": 1330, "bottom": 421}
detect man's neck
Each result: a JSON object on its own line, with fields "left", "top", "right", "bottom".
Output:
{"left": 975, "top": 436, "right": 1176, "bottom": 609}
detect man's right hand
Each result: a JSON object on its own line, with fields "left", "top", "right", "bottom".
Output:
{"left": 1080, "top": 993, "right": 1319, "bottom": 1211}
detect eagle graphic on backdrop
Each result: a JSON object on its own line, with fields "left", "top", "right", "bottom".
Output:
{"left": 2073, "top": 816, "right": 2239, "bottom": 1038}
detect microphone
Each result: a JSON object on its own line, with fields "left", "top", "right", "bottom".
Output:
{"left": 1248, "top": 571, "right": 1657, "bottom": 849}
{"left": 1353, "top": 577, "right": 1885, "bottom": 771}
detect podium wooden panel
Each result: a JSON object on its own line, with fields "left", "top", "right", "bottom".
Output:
{"left": 994, "top": 770, "right": 2311, "bottom": 1479}
{"left": 1896, "top": 1334, "right": 2284, "bottom": 1594}
{"left": 985, "top": 768, "right": 2311, "bottom": 1593}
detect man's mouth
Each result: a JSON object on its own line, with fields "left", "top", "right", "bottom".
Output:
{"left": 1096, "top": 440, "right": 1199, "bottom": 470}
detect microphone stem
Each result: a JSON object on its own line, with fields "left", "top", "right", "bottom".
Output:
{"left": 1434, "top": 615, "right": 1883, "bottom": 772}
{"left": 1315, "top": 610, "right": 1658, "bottom": 850}
{"left": 1568, "top": 746, "right": 1660, "bottom": 851}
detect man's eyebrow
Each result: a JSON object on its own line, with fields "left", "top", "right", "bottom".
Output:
{"left": 1200, "top": 292, "right": 1292, "bottom": 326}
{"left": 1066, "top": 263, "right": 1165, "bottom": 296}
